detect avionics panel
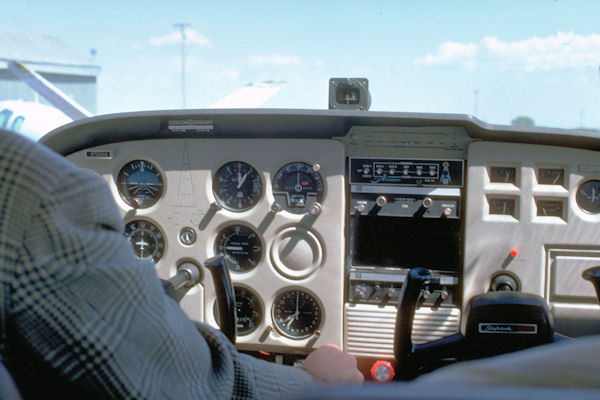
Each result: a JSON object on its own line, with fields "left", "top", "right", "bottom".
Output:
{"left": 347, "top": 157, "right": 464, "bottom": 308}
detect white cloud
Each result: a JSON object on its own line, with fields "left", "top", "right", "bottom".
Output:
{"left": 482, "top": 31, "right": 600, "bottom": 71}
{"left": 146, "top": 28, "right": 211, "bottom": 47}
{"left": 415, "top": 31, "right": 600, "bottom": 71}
{"left": 415, "top": 41, "right": 478, "bottom": 68}
{"left": 315, "top": 59, "right": 325, "bottom": 67}
{"left": 247, "top": 53, "right": 301, "bottom": 66}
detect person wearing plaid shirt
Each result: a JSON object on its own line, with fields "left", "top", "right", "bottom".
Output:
{"left": 0, "top": 129, "right": 362, "bottom": 399}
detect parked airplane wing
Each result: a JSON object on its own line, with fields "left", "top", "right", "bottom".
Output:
{"left": 209, "top": 81, "right": 285, "bottom": 109}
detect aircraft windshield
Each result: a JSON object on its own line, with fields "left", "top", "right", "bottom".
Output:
{"left": 1, "top": 1, "right": 598, "bottom": 131}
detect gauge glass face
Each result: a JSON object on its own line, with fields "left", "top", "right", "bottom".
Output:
{"left": 577, "top": 180, "right": 600, "bottom": 214}
{"left": 273, "top": 289, "right": 322, "bottom": 339}
{"left": 489, "top": 166, "right": 516, "bottom": 184}
{"left": 215, "top": 225, "right": 262, "bottom": 272}
{"left": 214, "top": 287, "right": 262, "bottom": 336}
{"left": 124, "top": 220, "right": 165, "bottom": 262}
{"left": 538, "top": 168, "right": 564, "bottom": 185}
{"left": 488, "top": 198, "right": 516, "bottom": 216}
{"left": 213, "top": 161, "right": 263, "bottom": 211}
{"left": 536, "top": 199, "right": 563, "bottom": 217}
{"left": 117, "top": 160, "right": 164, "bottom": 208}
{"left": 272, "top": 162, "right": 324, "bottom": 212}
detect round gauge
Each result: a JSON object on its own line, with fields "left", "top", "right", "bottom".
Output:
{"left": 117, "top": 160, "right": 164, "bottom": 208}
{"left": 577, "top": 180, "right": 600, "bottom": 213}
{"left": 272, "top": 162, "right": 324, "bottom": 212}
{"left": 272, "top": 289, "right": 322, "bottom": 339}
{"left": 214, "top": 286, "right": 262, "bottom": 336}
{"left": 215, "top": 225, "right": 262, "bottom": 272}
{"left": 213, "top": 161, "right": 263, "bottom": 211}
{"left": 124, "top": 220, "right": 165, "bottom": 262}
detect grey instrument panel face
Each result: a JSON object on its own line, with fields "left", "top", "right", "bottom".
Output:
{"left": 63, "top": 122, "right": 600, "bottom": 356}
{"left": 67, "top": 139, "right": 345, "bottom": 353}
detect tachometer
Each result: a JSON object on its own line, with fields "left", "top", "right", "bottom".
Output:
{"left": 213, "top": 161, "right": 263, "bottom": 211}
{"left": 272, "top": 162, "right": 324, "bottom": 212}
{"left": 117, "top": 160, "right": 164, "bottom": 208}
{"left": 215, "top": 224, "right": 262, "bottom": 272}
{"left": 272, "top": 289, "right": 322, "bottom": 339}
{"left": 124, "top": 220, "right": 165, "bottom": 262}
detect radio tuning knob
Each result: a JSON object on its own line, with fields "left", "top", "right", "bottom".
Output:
{"left": 422, "top": 197, "right": 433, "bottom": 208}
{"left": 376, "top": 195, "right": 387, "bottom": 207}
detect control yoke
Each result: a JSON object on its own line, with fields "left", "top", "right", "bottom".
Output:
{"left": 394, "top": 267, "right": 555, "bottom": 379}
{"left": 162, "top": 255, "right": 237, "bottom": 344}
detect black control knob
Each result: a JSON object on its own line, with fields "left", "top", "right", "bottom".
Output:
{"left": 491, "top": 274, "right": 518, "bottom": 292}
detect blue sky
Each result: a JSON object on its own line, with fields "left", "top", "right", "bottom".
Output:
{"left": 2, "top": 0, "right": 600, "bottom": 129}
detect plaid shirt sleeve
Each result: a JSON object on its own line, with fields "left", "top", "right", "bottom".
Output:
{"left": 0, "top": 130, "right": 316, "bottom": 399}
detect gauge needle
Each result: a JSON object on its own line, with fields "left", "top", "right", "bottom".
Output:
{"left": 553, "top": 174, "right": 560, "bottom": 184}
{"left": 237, "top": 171, "right": 250, "bottom": 189}
{"left": 295, "top": 173, "right": 302, "bottom": 192}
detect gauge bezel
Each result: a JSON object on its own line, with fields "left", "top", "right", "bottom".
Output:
{"left": 576, "top": 179, "right": 600, "bottom": 214}
{"left": 116, "top": 159, "right": 165, "bottom": 209}
{"left": 271, "top": 161, "right": 325, "bottom": 214}
{"left": 214, "top": 285, "right": 263, "bottom": 336}
{"left": 271, "top": 288, "right": 323, "bottom": 340}
{"left": 124, "top": 218, "right": 166, "bottom": 263}
{"left": 214, "top": 223, "right": 264, "bottom": 273}
{"left": 488, "top": 165, "right": 518, "bottom": 185}
{"left": 212, "top": 160, "right": 263, "bottom": 212}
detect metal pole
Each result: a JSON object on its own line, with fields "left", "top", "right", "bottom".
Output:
{"left": 173, "top": 23, "right": 189, "bottom": 108}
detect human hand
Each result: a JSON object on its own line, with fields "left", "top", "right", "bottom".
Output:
{"left": 300, "top": 343, "right": 364, "bottom": 384}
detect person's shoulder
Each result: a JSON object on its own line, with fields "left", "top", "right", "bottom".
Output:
{"left": 2, "top": 128, "right": 90, "bottom": 176}
{"left": 0, "top": 129, "right": 100, "bottom": 197}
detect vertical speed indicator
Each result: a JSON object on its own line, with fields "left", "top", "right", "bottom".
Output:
{"left": 272, "top": 162, "right": 324, "bottom": 213}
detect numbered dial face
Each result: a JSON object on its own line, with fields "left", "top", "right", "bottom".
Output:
{"left": 489, "top": 166, "right": 516, "bottom": 184}
{"left": 577, "top": 180, "right": 600, "bottom": 213}
{"left": 488, "top": 198, "right": 516, "bottom": 216}
{"left": 215, "top": 287, "right": 262, "bottom": 336}
{"left": 117, "top": 160, "right": 164, "bottom": 208}
{"left": 213, "top": 161, "right": 263, "bottom": 211}
{"left": 538, "top": 168, "right": 564, "bottom": 185}
{"left": 124, "top": 220, "right": 165, "bottom": 262}
{"left": 272, "top": 162, "right": 324, "bottom": 211}
{"left": 215, "top": 225, "right": 262, "bottom": 272}
{"left": 273, "top": 290, "right": 322, "bottom": 339}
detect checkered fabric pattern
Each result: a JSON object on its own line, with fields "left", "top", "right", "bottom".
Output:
{"left": 0, "top": 130, "right": 316, "bottom": 399}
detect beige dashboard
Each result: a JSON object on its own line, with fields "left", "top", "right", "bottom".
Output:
{"left": 44, "top": 109, "right": 600, "bottom": 361}
{"left": 67, "top": 138, "right": 346, "bottom": 353}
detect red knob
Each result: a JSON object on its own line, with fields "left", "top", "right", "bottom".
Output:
{"left": 510, "top": 248, "right": 519, "bottom": 258}
{"left": 370, "top": 360, "right": 395, "bottom": 382}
